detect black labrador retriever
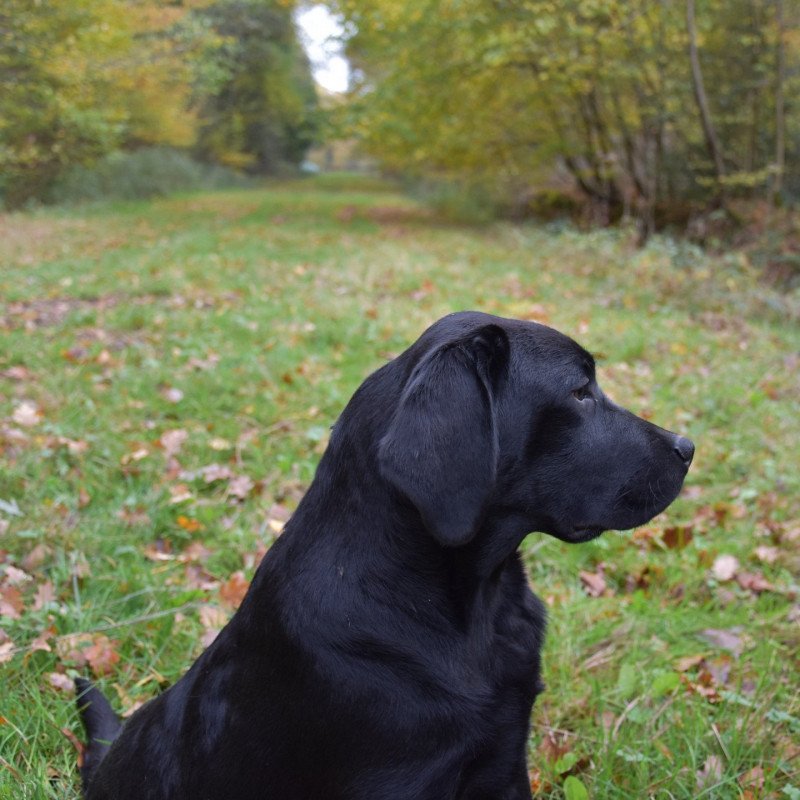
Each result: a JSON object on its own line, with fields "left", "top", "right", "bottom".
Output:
{"left": 76, "top": 311, "right": 693, "bottom": 799}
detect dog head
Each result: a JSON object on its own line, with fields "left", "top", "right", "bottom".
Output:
{"left": 378, "top": 311, "right": 693, "bottom": 548}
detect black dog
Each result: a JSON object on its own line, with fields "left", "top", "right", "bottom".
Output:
{"left": 77, "top": 311, "right": 693, "bottom": 799}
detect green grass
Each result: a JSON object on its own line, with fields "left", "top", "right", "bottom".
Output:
{"left": 1, "top": 175, "right": 799, "bottom": 799}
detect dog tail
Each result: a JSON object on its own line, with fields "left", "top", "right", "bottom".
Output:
{"left": 75, "top": 677, "right": 122, "bottom": 790}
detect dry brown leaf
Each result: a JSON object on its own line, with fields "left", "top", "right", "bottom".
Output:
{"left": 736, "top": 572, "right": 774, "bottom": 594}
{"left": 228, "top": 475, "right": 254, "bottom": 500}
{"left": 698, "top": 628, "right": 748, "bottom": 657}
{"left": 218, "top": 571, "right": 249, "bottom": 609}
{"left": 0, "top": 640, "right": 15, "bottom": 663}
{"left": 71, "top": 553, "right": 90, "bottom": 579}
{"left": 176, "top": 515, "right": 203, "bottom": 533}
{"left": 159, "top": 429, "right": 188, "bottom": 458}
{"left": 121, "top": 700, "right": 145, "bottom": 718}
{"left": 579, "top": 569, "right": 607, "bottom": 598}
{"left": 696, "top": 754, "right": 724, "bottom": 791}
{"left": 0, "top": 585, "right": 24, "bottom": 619}
{"left": 1, "top": 366, "right": 31, "bottom": 381}
{"left": 711, "top": 554, "right": 740, "bottom": 582}
{"left": 78, "top": 487, "right": 91, "bottom": 509}
{"left": 12, "top": 401, "right": 41, "bottom": 427}
{"left": 179, "top": 542, "right": 211, "bottom": 563}
{"left": 120, "top": 447, "right": 149, "bottom": 466}
{"left": 738, "top": 765, "right": 765, "bottom": 791}
{"left": 168, "top": 484, "right": 193, "bottom": 504}
{"left": 143, "top": 541, "right": 174, "bottom": 562}
{"left": 3, "top": 565, "right": 32, "bottom": 586}
{"left": 84, "top": 635, "right": 121, "bottom": 677}
{"left": 48, "top": 672, "right": 75, "bottom": 692}
{"left": 201, "top": 628, "right": 220, "bottom": 648}
{"left": 162, "top": 387, "right": 184, "bottom": 404}
{"left": 117, "top": 506, "right": 151, "bottom": 526}
{"left": 538, "top": 731, "right": 572, "bottom": 763}
{"left": 754, "top": 546, "right": 779, "bottom": 564}
{"left": 662, "top": 525, "right": 694, "bottom": 549}
{"left": 199, "top": 605, "right": 229, "bottom": 629}
{"left": 201, "top": 463, "right": 234, "bottom": 483}
{"left": 32, "top": 581, "right": 55, "bottom": 611}
{"left": 675, "top": 654, "right": 706, "bottom": 672}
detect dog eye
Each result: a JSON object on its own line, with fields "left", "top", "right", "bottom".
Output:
{"left": 572, "top": 384, "right": 593, "bottom": 402}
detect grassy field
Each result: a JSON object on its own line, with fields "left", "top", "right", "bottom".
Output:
{"left": 1, "top": 175, "right": 799, "bottom": 799}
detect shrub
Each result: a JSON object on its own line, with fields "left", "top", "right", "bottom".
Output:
{"left": 47, "top": 147, "right": 252, "bottom": 205}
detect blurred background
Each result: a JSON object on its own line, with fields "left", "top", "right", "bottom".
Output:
{"left": 2, "top": 0, "right": 798, "bottom": 268}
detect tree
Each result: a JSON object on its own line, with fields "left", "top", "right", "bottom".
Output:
{"left": 335, "top": 0, "right": 799, "bottom": 234}
{"left": 193, "top": 0, "right": 319, "bottom": 174}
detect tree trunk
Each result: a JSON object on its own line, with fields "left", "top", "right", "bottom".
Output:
{"left": 773, "top": 0, "right": 785, "bottom": 204}
{"left": 686, "top": 0, "right": 726, "bottom": 200}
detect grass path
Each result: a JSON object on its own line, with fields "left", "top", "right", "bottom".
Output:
{"left": 1, "top": 175, "right": 799, "bottom": 798}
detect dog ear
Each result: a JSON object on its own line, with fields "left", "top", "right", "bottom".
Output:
{"left": 378, "top": 324, "right": 509, "bottom": 547}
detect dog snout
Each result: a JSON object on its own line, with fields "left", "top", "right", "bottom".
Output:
{"left": 672, "top": 435, "right": 695, "bottom": 467}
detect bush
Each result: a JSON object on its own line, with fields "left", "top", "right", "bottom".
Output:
{"left": 48, "top": 148, "right": 252, "bottom": 205}
{"left": 409, "top": 179, "right": 499, "bottom": 224}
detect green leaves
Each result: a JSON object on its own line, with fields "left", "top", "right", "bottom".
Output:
{"left": 563, "top": 775, "right": 590, "bottom": 800}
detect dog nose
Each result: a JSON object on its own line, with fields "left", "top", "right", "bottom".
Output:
{"left": 673, "top": 436, "right": 695, "bottom": 467}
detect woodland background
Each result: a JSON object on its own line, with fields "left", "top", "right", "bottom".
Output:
{"left": 1, "top": 2, "right": 799, "bottom": 798}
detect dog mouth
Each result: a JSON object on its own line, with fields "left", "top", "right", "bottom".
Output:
{"left": 570, "top": 525, "right": 605, "bottom": 542}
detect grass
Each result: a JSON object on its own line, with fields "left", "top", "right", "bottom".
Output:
{"left": 1, "top": 175, "right": 799, "bottom": 799}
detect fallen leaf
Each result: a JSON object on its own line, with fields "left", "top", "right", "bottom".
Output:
{"left": 579, "top": 569, "right": 607, "bottom": 597}
{"left": 176, "top": 515, "right": 203, "bottom": 533}
{"left": 736, "top": 572, "right": 773, "bottom": 594}
{"left": 201, "top": 464, "right": 234, "bottom": 483}
{"left": 698, "top": 627, "right": 748, "bottom": 657}
{"left": 47, "top": 672, "right": 75, "bottom": 692}
{"left": 219, "top": 571, "right": 249, "bottom": 610}
{"left": 201, "top": 627, "right": 220, "bottom": 648}
{"left": 228, "top": 475, "right": 254, "bottom": 500}
{"left": 3, "top": 565, "right": 32, "bottom": 586}
{"left": 30, "top": 629, "right": 52, "bottom": 652}
{"left": 179, "top": 542, "right": 211, "bottom": 563}
{"left": 675, "top": 654, "right": 706, "bottom": 672}
{"left": 162, "top": 387, "right": 184, "bottom": 404}
{"left": 84, "top": 635, "right": 120, "bottom": 677}
{"left": 538, "top": 732, "right": 572, "bottom": 763}
{"left": 120, "top": 447, "right": 149, "bottom": 465}
{"left": 754, "top": 546, "right": 779, "bottom": 564}
{"left": 199, "top": 605, "right": 228, "bottom": 630}
{"left": 32, "top": 581, "right": 55, "bottom": 610}
{"left": 121, "top": 700, "right": 145, "bottom": 718}
{"left": 159, "top": 429, "right": 188, "bottom": 458}
{"left": 117, "top": 506, "right": 151, "bottom": 526}
{"left": 738, "top": 765, "right": 765, "bottom": 792}
{"left": 78, "top": 487, "right": 91, "bottom": 508}
{"left": 662, "top": 525, "right": 694, "bottom": 549}
{"left": 696, "top": 754, "right": 724, "bottom": 791}
{"left": 1, "top": 366, "right": 31, "bottom": 381}
{"left": 711, "top": 554, "right": 740, "bottom": 582}
{"left": 168, "top": 484, "right": 193, "bottom": 504}
{"left": 0, "top": 640, "right": 15, "bottom": 663}
{"left": 0, "top": 497, "right": 22, "bottom": 517}
{"left": 12, "top": 401, "right": 41, "bottom": 427}
{"left": 71, "top": 553, "right": 90, "bottom": 579}
{"left": 0, "top": 585, "right": 24, "bottom": 619}
{"left": 143, "top": 540, "right": 174, "bottom": 562}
